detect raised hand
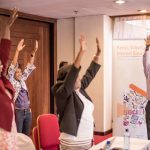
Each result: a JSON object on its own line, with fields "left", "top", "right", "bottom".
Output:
{"left": 34, "top": 40, "right": 38, "bottom": 53}
{"left": 7, "top": 8, "right": 18, "bottom": 28}
{"left": 17, "top": 39, "right": 26, "bottom": 52}
{"left": 93, "top": 37, "right": 101, "bottom": 63}
{"left": 30, "top": 40, "right": 38, "bottom": 60}
{"left": 79, "top": 34, "right": 87, "bottom": 51}
{"left": 145, "top": 35, "right": 150, "bottom": 47}
{"left": 96, "top": 37, "right": 101, "bottom": 56}
{"left": 3, "top": 8, "right": 18, "bottom": 39}
{"left": 74, "top": 35, "right": 86, "bottom": 68}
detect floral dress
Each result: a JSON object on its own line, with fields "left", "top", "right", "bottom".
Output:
{"left": 0, "top": 100, "right": 18, "bottom": 150}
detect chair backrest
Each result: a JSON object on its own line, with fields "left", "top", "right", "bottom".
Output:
{"left": 32, "top": 126, "right": 40, "bottom": 150}
{"left": 37, "top": 114, "right": 60, "bottom": 150}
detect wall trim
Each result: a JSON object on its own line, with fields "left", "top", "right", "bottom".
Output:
{"left": 0, "top": 8, "right": 56, "bottom": 23}
{"left": 111, "top": 13, "right": 150, "bottom": 18}
{"left": 94, "top": 129, "right": 112, "bottom": 136}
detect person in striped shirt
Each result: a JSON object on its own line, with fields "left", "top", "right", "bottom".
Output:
{"left": 143, "top": 35, "right": 150, "bottom": 140}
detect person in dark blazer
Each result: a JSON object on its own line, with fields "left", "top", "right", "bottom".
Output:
{"left": 53, "top": 35, "right": 101, "bottom": 150}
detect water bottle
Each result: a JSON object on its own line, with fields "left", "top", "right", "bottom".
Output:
{"left": 105, "top": 140, "right": 111, "bottom": 150}
{"left": 124, "top": 128, "right": 130, "bottom": 150}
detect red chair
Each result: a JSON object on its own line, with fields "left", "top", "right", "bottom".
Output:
{"left": 37, "top": 114, "right": 60, "bottom": 150}
{"left": 32, "top": 126, "right": 40, "bottom": 150}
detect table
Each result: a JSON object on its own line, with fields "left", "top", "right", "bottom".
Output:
{"left": 90, "top": 136, "right": 150, "bottom": 150}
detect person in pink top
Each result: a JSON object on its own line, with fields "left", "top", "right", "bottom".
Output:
{"left": 143, "top": 35, "right": 150, "bottom": 140}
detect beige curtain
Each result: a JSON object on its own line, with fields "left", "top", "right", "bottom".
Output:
{"left": 113, "top": 15, "right": 150, "bottom": 39}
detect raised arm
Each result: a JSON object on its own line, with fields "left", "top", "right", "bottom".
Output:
{"left": 81, "top": 37, "right": 101, "bottom": 89}
{"left": 21, "top": 40, "right": 38, "bottom": 81}
{"left": 62, "top": 35, "right": 86, "bottom": 91}
{"left": 2, "top": 8, "right": 18, "bottom": 40}
{"left": 0, "top": 8, "right": 18, "bottom": 74}
{"left": 55, "top": 35, "right": 86, "bottom": 98}
{"left": 93, "top": 37, "right": 101, "bottom": 64}
{"left": 74, "top": 35, "right": 86, "bottom": 68}
{"left": 143, "top": 35, "right": 150, "bottom": 79}
{"left": 7, "top": 39, "right": 25, "bottom": 80}
{"left": 29, "top": 40, "right": 38, "bottom": 65}
{"left": 12, "top": 39, "right": 25, "bottom": 66}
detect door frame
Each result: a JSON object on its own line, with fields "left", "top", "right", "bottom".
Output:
{"left": 0, "top": 8, "right": 57, "bottom": 114}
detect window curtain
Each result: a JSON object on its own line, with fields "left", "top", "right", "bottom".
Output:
{"left": 113, "top": 15, "right": 150, "bottom": 39}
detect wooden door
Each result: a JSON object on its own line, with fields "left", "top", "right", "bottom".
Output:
{"left": 0, "top": 16, "right": 50, "bottom": 129}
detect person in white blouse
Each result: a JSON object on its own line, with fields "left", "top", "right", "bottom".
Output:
{"left": 53, "top": 35, "right": 101, "bottom": 150}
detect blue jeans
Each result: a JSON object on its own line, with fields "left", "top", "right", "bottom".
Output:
{"left": 15, "top": 108, "right": 32, "bottom": 136}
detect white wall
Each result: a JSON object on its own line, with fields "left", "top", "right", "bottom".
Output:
{"left": 75, "top": 15, "right": 104, "bottom": 131}
{"left": 57, "top": 18, "right": 75, "bottom": 67}
{"left": 103, "top": 15, "right": 113, "bottom": 131}
{"left": 57, "top": 15, "right": 113, "bottom": 133}
{"left": 74, "top": 15, "right": 113, "bottom": 132}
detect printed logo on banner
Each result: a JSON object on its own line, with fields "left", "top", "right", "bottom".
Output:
{"left": 122, "top": 84, "right": 148, "bottom": 138}
{"left": 123, "top": 90, "right": 147, "bottom": 127}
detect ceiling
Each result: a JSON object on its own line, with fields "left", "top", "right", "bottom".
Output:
{"left": 0, "top": 0, "right": 150, "bottom": 19}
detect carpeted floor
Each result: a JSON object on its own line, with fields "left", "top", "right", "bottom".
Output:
{"left": 94, "top": 133, "right": 112, "bottom": 145}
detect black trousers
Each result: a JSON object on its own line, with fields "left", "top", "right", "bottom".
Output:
{"left": 145, "top": 101, "right": 150, "bottom": 140}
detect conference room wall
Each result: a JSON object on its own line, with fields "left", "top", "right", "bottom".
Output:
{"left": 57, "top": 15, "right": 113, "bottom": 133}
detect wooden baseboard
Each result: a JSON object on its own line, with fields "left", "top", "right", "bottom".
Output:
{"left": 94, "top": 129, "right": 112, "bottom": 136}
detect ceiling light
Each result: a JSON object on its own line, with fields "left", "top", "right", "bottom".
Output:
{"left": 138, "top": 10, "right": 148, "bottom": 13}
{"left": 114, "top": 0, "right": 126, "bottom": 4}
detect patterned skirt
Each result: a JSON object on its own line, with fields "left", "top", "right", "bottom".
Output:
{"left": 0, "top": 104, "right": 18, "bottom": 150}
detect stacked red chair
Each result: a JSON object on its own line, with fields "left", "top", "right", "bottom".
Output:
{"left": 37, "top": 114, "right": 60, "bottom": 150}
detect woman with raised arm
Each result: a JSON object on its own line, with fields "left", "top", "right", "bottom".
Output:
{"left": 53, "top": 35, "right": 101, "bottom": 150}
{"left": 7, "top": 39, "right": 38, "bottom": 136}
{"left": 0, "top": 8, "right": 18, "bottom": 150}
